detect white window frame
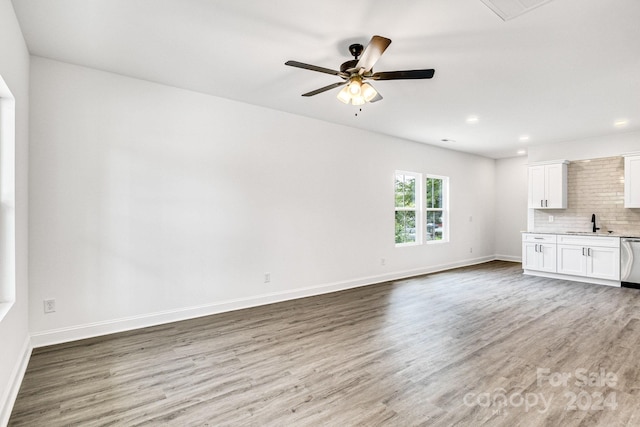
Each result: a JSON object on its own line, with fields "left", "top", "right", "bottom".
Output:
{"left": 394, "top": 171, "right": 450, "bottom": 247}
{"left": 394, "top": 171, "right": 422, "bottom": 247}
{"left": 425, "top": 174, "right": 449, "bottom": 244}
{"left": 0, "top": 74, "right": 16, "bottom": 322}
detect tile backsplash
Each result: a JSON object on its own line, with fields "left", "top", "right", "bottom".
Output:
{"left": 533, "top": 156, "right": 640, "bottom": 236}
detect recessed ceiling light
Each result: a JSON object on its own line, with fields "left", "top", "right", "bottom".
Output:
{"left": 517, "top": 149, "right": 527, "bottom": 155}
{"left": 519, "top": 135, "right": 530, "bottom": 142}
{"left": 614, "top": 119, "right": 629, "bottom": 128}
{"left": 466, "top": 116, "right": 479, "bottom": 124}
{"left": 441, "top": 138, "right": 457, "bottom": 143}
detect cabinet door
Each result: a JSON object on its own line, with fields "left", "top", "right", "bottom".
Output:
{"left": 625, "top": 156, "right": 640, "bottom": 208}
{"left": 528, "top": 166, "right": 546, "bottom": 209}
{"left": 522, "top": 242, "right": 539, "bottom": 270}
{"left": 545, "top": 163, "right": 567, "bottom": 208}
{"left": 557, "top": 245, "right": 586, "bottom": 276}
{"left": 538, "top": 243, "right": 556, "bottom": 273}
{"left": 587, "top": 246, "right": 620, "bottom": 280}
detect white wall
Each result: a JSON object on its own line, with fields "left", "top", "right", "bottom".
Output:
{"left": 0, "top": 0, "right": 30, "bottom": 424}
{"left": 528, "top": 130, "right": 640, "bottom": 162}
{"left": 494, "top": 156, "right": 528, "bottom": 261}
{"left": 29, "top": 57, "right": 496, "bottom": 345}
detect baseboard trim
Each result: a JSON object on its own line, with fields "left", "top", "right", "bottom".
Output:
{"left": 495, "top": 254, "right": 522, "bottom": 263}
{"left": 0, "top": 335, "right": 32, "bottom": 427}
{"left": 30, "top": 256, "right": 497, "bottom": 348}
{"left": 523, "top": 270, "right": 621, "bottom": 287}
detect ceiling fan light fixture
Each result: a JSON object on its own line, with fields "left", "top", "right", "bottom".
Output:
{"left": 336, "top": 86, "right": 351, "bottom": 104}
{"left": 348, "top": 79, "right": 362, "bottom": 96}
{"left": 361, "top": 83, "right": 377, "bottom": 102}
{"left": 351, "top": 95, "right": 366, "bottom": 106}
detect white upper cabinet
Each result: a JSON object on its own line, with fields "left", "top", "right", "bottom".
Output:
{"left": 624, "top": 153, "right": 640, "bottom": 208}
{"left": 528, "top": 161, "right": 568, "bottom": 209}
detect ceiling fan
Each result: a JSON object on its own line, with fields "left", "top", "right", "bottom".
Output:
{"left": 285, "top": 35, "right": 435, "bottom": 105}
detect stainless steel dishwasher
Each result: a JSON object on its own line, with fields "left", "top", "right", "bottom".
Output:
{"left": 621, "top": 238, "right": 640, "bottom": 288}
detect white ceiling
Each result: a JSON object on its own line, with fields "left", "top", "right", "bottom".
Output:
{"left": 11, "top": 0, "right": 640, "bottom": 158}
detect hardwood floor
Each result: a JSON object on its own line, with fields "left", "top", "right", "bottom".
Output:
{"left": 10, "top": 261, "right": 640, "bottom": 426}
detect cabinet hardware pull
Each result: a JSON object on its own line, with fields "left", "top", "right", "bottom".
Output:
{"left": 535, "top": 244, "right": 538, "bottom": 252}
{"left": 540, "top": 200, "right": 543, "bottom": 207}
{"left": 582, "top": 247, "right": 585, "bottom": 256}
{"left": 545, "top": 200, "right": 548, "bottom": 207}
{"left": 588, "top": 248, "right": 592, "bottom": 256}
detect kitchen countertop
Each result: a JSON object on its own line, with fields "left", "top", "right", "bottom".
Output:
{"left": 522, "top": 231, "right": 638, "bottom": 238}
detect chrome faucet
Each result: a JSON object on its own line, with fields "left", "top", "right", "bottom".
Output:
{"left": 591, "top": 214, "right": 600, "bottom": 233}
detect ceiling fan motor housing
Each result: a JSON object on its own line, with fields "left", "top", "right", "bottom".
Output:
{"left": 348, "top": 43, "right": 364, "bottom": 58}
{"left": 341, "top": 43, "right": 365, "bottom": 73}
{"left": 340, "top": 59, "right": 359, "bottom": 73}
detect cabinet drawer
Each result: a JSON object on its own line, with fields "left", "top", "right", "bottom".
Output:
{"left": 556, "top": 235, "right": 620, "bottom": 248}
{"left": 522, "top": 233, "right": 557, "bottom": 243}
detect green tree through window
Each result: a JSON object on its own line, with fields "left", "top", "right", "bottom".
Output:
{"left": 426, "top": 177, "right": 445, "bottom": 241}
{"left": 395, "top": 173, "right": 417, "bottom": 244}
{"left": 394, "top": 171, "right": 449, "bottom": 246}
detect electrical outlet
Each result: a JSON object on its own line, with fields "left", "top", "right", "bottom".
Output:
{"left": 549, "top": 215, "right": 554, "bottom": 222}
{"left": 43, "top": 299, "right": 56, "bottom": 313}
{"left": 380, "top": 258, "right": 386, "bottom": 266}
{"left": 470, "top": 247, "right": 473, "bottom": 253}
{"left": 264, "top": 273, "right": 271, "bottom": 283}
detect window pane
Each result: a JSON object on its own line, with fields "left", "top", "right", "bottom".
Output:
{"left": 395, "top": 174, "right": 416, "bottom": 208}
{"left": 395, "top": 210, "right": 416, "bottom": 244}
{"left": 403, "top": 175, "right": 415, "bottom": 208}
{"left": 395, "top": 174, "right": 405, "bottom": 207}
{"left": 426, "top": 177, "right": 442, "bottom": 209}
{"left": 426, "top": 210, "right": 443, "bottom": 241}
{"left": 434, "top": 179, "right": 442, "bottom": 209}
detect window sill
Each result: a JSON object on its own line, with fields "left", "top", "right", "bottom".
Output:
{"left": 395, "top": 242, "right": 420, "bottom": 248}
{"left": 426, "top": 239, "right": 449, "bottom": 244}
{"left": 396, "top": 239, "right": 449, "bottom": 248}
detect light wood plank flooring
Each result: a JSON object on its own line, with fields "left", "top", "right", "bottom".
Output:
{"left": 10, "top": 261, "right": 640, "bottom": 426}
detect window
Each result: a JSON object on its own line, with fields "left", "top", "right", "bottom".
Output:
{"left": 395, "top": 172, "right": 417, "bottom": 244}
{"left": 0, "top": 74, "right": 16, "bottom": 322}
{"left": 425, "top": 175, "right": 448, "bottom": 242}
{"left": 394, "top": 171, "right": 449, "bottom": 246}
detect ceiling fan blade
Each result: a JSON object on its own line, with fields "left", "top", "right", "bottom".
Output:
{"left": 369, "top": 92, "right": 383, "bottom": 103}
{"left": 355, "top": 35, "right": 392, "bottom": 73}
{"left": 285, "top": 60, "right": 343, "bottom": 76}
{"left": 371, "top": 69, "right": 435, "bottom": 80}
{"left": 301, "top": 81, "right": 346, "bottom": 97}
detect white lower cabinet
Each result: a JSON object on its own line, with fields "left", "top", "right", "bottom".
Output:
{"left": 522, "top": 234, "right": 556, "bottom": 272}
{"left": 587, "top": 246, "right": 620, "bottom": 279}
{"left": 556, "top": 235, "right": 620, "bottom": 281}
{"left": 556, "top": 244, "right": 586, "bottom": 276}
{"left": 523, "top": 233, "right": 621, "bottom": 285}
{"left": 557, "top": 244, "right": 620, "bottom": 280}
